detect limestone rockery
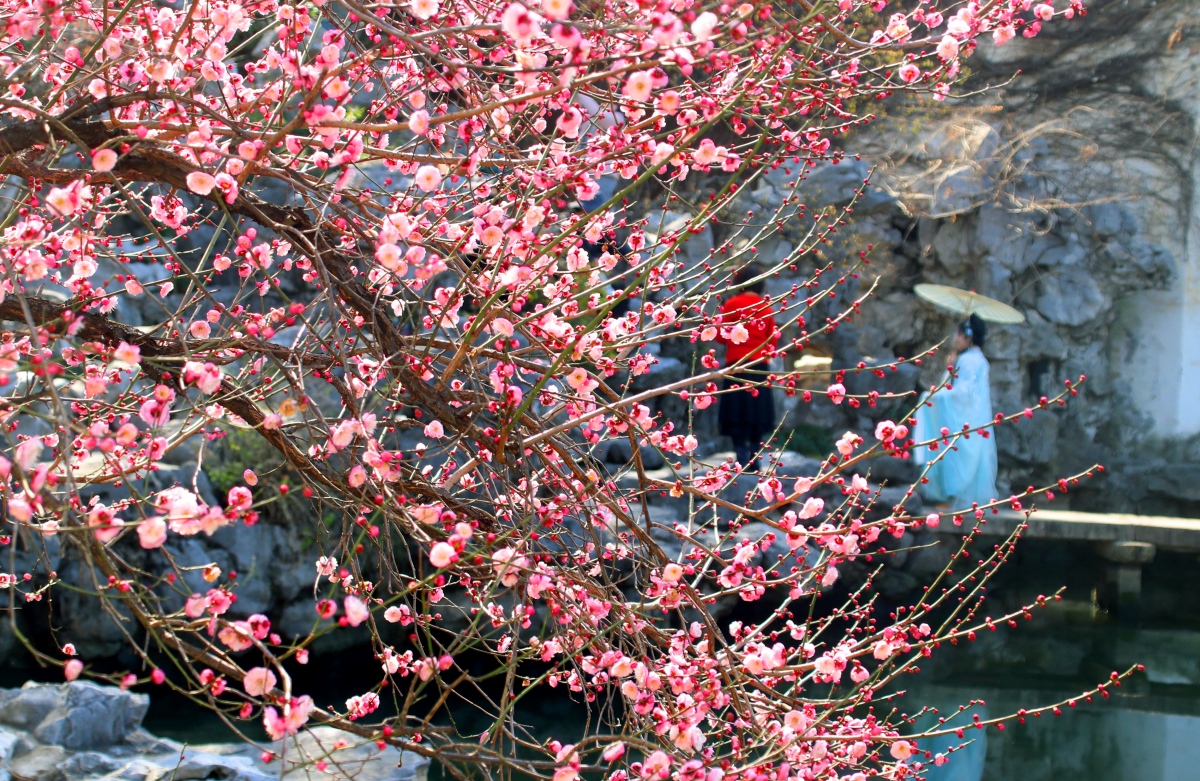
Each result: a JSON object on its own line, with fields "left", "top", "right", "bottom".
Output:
{"left": 646, "top": 0, "right": 1199, "bottom": 517}
{"left": 0, "top": 681, "right": 427, "bottom": 781}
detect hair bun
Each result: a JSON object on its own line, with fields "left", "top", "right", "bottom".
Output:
{"left": 958, "top": 314, "right": 987, "bottom": 348}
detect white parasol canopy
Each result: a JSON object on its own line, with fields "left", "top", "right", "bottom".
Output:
{"left": 913, "top": 283, "right": 1026, "bottom": 324}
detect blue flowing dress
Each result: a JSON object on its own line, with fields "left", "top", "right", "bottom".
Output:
{"left": 914, "top": 346, "right": 998, "bottom": 509}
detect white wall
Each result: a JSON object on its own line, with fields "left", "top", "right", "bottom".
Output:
{"left": 1117, "top": 155, "right": 1200, "bottom": 439}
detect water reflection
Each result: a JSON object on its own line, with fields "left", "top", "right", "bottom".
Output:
{"left": 11, "top": 587, "right": 1190, "bottom": 781}
{"left": 898, "top": 602, "right": 1200, "bottom": 781}
{"left": 907, "top": 683, "right": 1200, "bottom": 781}
{"left": 128, "top": 614, "right": 1200, "bottom": 781}
{"left": 912, "top": 703, "right": 987, "bottom": 781}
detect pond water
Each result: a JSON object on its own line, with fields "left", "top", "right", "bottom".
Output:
{"left": 910, "top": 679, "right": 1200, "bottom": 781}
{"left": 7, "top": 543, "right": 1199, "bottom": 780}
{"left": 116, "top": 607, "right": 1200, "bottom": 781}
{"left": 886, "top": 539, "right": 1200, "bottom": 781}
{"left": 895, "top": 619, "right": 1200, "bottom": 780}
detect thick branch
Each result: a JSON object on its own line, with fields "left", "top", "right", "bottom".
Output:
{"left": 0, "top": 295, "right": 495, "bottom": 528}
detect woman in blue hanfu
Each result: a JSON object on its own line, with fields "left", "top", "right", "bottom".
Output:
{"left": 914, "top": 314, "right": 998, "bottom": 510}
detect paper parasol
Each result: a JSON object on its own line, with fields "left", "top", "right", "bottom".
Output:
{"left": 913, "top": 283, "right": 1026, "bottom": 324}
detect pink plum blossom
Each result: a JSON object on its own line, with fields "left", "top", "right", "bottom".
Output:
{"left": 92, "top": 149, "right": 118, "bottom": 172}
{"left": 897, "top": 63, "right": 921, "bottom": 83}
{"left": 186, "top": 171, "right": 217, "bottom": 196}
{"left": 429, "top": 541, "right": 458, "bottom": 568}
{"left": 0, "top": 1, "right": 1084, "bottom": 776}
{"left": 263, "top": 696, "right": 314, "bottom": 740}
{"left": 137, "top": 517, "right": 168, "bottom": 549}
{"left": 344, "top": 595, "right": 371, "bottom": 627}
{"left": 937, "top": 34, "right": 961, "bottom": 60}
{"left": 244, "top": 666, "right": 277, "bottom": 696}
{"left": 413, "top": 165, "right": 442, "bottom": 192}
{"left": 409, "top": 109, "right": 431, "bottom": 135}
{"left": 410, "top": 0, "right": 439, "bottom": 18}
{"left": 114, "top": 342, "right": 141, "bottom": 365}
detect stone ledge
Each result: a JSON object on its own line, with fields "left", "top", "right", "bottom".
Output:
{"left": 929, "top": 509, "right": 1200, "bottom": 551}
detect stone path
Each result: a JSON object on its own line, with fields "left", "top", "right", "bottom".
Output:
{"left": 935, "top": 508, "right": 1200, "bottom": 551}
{"left": 931, "top": 507, "right": 1200, "bottom": 613}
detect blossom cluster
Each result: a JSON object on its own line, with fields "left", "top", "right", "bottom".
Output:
{"left": 0, "top": 0, "right": 1095, "bottom": 778}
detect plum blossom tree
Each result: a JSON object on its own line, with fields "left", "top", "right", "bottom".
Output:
{"left": 0, "top": 0, "right": 1132, "bottom": 778}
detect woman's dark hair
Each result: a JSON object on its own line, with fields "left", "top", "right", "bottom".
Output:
{"left": 958, "top": 314, "right": 987, "bottom": 349}
{"left": 732, "top": 263, "right": 766, "bottom": 295}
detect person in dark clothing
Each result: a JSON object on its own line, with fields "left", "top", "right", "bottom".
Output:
{"left": 716, "top": 265, "right": 779, "bottom": 469}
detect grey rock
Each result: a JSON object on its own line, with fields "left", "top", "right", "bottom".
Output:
{"left": 931, "top": 219, "right": 975, "bottom": 275}
{"left": 8, "top": 745, "right": 67, "bottom": 781}
{"left": 755, "top": 238, "right": 794, "bottom": 268}
{"left": 843, "top": 218, "right": 902, "bottom": 255}
{"left": 1019, "top": 312, "right": 1068, "bottom": 361}
{"left": 866, "top": 292, "right": 924, "bottom": 347}
{"left": 597, "top": 438, "right": 666, "bottom": 471}
{"left": 794, "top": 160, "right": 893, "bottom": 215}
{"left": 1033, "top": 242, "right": 1086, "bottom": 269}
{"left": 32, "top": 682, "right": 149, "bottom": 750}
{"left": 715, "top": 473, "right": 766, "bottom": 521}
{"left": 0, "top": 685, "right": 427, "bottom": 781}
{"left": 268, "top": 525, "right": 318, "bottom": 603}
{"left": 638, "top": 446, "right": 667, "bottom": 471}
{"left": 250, "top": 726, "right": 430, "bottom": 781}
{"left": 1103, "top": 239, "right": 1175, "bottom": 286}
{"left": 904, "top": 536, "right": 954, "bottom": 578}
{"left": 875, "top": 569, "right": 921, "bottom": 600}
{"left": 0, "top": 728, "right": 20, "bottom": 759}
{"left": 930, "top": 164, "right": 991, "bottom": 217}
{"left": 143, "top": 750, "right": 275, "bottom": 781}
{"left": 842, "top": 358, "right": 921, "bottom": 404}
{"left": 748, "top": 182, "right": 780, "bottom": 210}
{"left": 772, "top": 451, "right": 822, "bottom": 479}
{"left": 277, "top": 599, "right": 327, "bottom": 641}
{"left": 208, "top": 522, "right": 277, "bottom": 616}
{"left": 973, "top": 204, "right": 1018, "bottom": 259}
{"left": 1083, "top": 202, "right": 1125, "bottom": 240}
{"left": 121, "top": 729, "right": 182, "bottom": 755}
{"left": 877, "top": 485, "right": 916, "bottom": 515}
{"left": 975, "top": 256, "right": 1012, "bottom": 301}
{"left": 865, "top": 456, "right": 919, "bottom": 487}
{"left": 0, "top": 683, "right": 65, "bottom": 730}
{"left": 159, "top": 538, "right": 232, "bottom": 611}
{"left": 996, "top": 413, "right": 1059, "bottom": 466}
{"left": 1034, "top": 268, "right": 1107, "bottom": 326}
{"left": 1112, "top": 463, "right": 1200, "bottom": 504}
{"left": 989, "top": 232, "right": 1037, "bottom": 274}
{"left": 268, "top": 324, "right": 307, "bottom": 348}
{"left": 922, "top": 120, "right": 1000, "bottom": 163}
{"left": 53, "top": 562, "right": 136, "bottom": 659}
{"left": 717, "top": 522, "right": 784, "bottom": 570}
{"left": 0, "top": 727, "right": 20, "bottom": 781}
{"left": 1062, "top": 341, "right": 1110, "bottom": 396}
{"left": 52, "top": 750, "right": 124, "bottom": 779}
